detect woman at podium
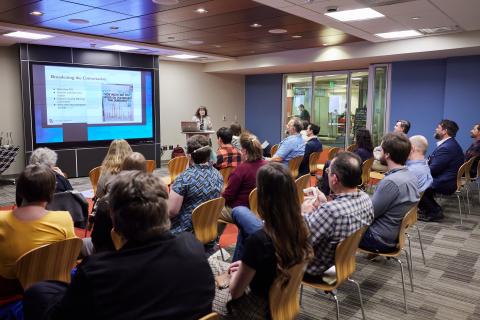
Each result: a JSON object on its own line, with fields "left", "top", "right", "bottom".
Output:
{"left": 192, "top": 106, "right": 213, "bottom": 131}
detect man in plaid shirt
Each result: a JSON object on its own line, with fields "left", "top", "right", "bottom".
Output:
{"left": 215, "top": 127, "right": 242, "bottom": 170}
{"left": 303, "top": 152, "right": 374, "bottom": 280}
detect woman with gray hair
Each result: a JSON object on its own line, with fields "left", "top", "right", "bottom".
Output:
{"left": 29, "top": 147, "right": 73, "bottom": 193}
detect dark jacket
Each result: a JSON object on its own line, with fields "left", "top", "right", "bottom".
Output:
{"left": 428, "top": 138, "right": 464, "bottom": 194}
{"left": 298, "top": 137, "right": 323, "bottom": 176}
{"left": 47, "top": 232, "right": 215, "bottom": 320}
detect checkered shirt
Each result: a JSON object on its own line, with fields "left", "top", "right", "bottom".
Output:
{"left": 304, "top": 190, "right": 374, "bottom": 276}
{"left": 215, "top": 145, "right": 242, "bottom": 169}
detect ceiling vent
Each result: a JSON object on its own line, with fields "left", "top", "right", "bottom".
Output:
{"left": 418, "top": 25, "right": 461, "bottom": 34}
{"left": 355, "top": 0, "right": 416, "bottom": 6}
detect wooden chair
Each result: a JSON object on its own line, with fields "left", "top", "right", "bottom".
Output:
{"left": 248, "top": 188, "right": 259, "bottom": 218}
{"left": 359, "top": 158, "right": 374, "bottom": 191}
{"left": 358, "top": 207, "right": 416, "bottom": 313}
{"left": 316, "top": 148, "right": 331, "bottom": 171}
{"left": 198, "top": 312, "right": 219, "bottom": 320}
{"left": 288, "top": 156, "right": 304, "bottom": 178}
{"left": 295, "top": 174, "right": 311, "bottom": 203}
{"left": 455, "top": 160, "right": 474, "bottom": 224}
{"left": 146, "top": 159, "right": 156, "bottom": 173}
{"left": 88, "top": 166, "right": 101, "bottom": 195}
{"left": 271, "top": 144, "right": 279, "bottom": 157}
{"left": 346, "top": 144, "right": 357, "bottom": 152}
{"left": 192, "top": 197, "right": 226, "bottom": 260}
{"left": 404, "top": 204, "right": 426, "bottom": 271}
{"left": 301, "top": 227, "right": 367, "bottom": 320}
{"left": 327, "top": 147, "right": 340, "bottom": 161}
{"left": 15, "top": 238, "right": 83, "bottom": 290}
{"left": 269, "top": 262, "right": 307, "bottom": 320}
{"left": 219, "top": 166, "right": 235, "bottom": 190}
{"left": 168, "top": 156, "right": 189, "bottom": 183}
{"left": 308, "top": 151, "right": 321, "bottom": 175}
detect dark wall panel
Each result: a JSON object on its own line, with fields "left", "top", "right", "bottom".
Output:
{"left": 27, "top": 45, "right": 72, "bottom": 63}
{"left": 131, "top": 144, "right": 156, "bottom": 160}
{"left": 73, "top": 48, "right": 120, "bottom": 66}
{"left": 20, "top": 60, "right": 33, "bottom": 152}
{"left": 77, "top": 147, "right": 109, "bottom": 177}
{"left": 55, "top": 149, "right": 77, "bottom": 177}
{"left": 120, "top": 53, "right": 155, "bottom": 69}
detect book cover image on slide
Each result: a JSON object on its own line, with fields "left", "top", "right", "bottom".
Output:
{"left": 102, "top": 84, "right": 134, "bottom": 122}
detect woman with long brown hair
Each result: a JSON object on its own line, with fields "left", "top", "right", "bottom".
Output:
{"left": 211, "top": 162, "right": 312, "bottom": 318}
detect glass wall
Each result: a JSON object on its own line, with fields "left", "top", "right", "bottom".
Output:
{"left": 371, "top": 65, "right": 389, "bottom": 146}
{"left": 284, "top": 74, "right": 312, "bottom": 125}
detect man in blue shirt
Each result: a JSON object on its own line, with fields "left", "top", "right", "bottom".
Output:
{"left": 299, "top": 123, "right": 323, "bottom": 176}
{"left": 406, "top": 135, "right": 433, "bottom": 192}
{"left": 271, "top": 117, "right": 305, "bottom": 165}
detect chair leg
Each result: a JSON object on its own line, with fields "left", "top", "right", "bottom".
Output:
{"left": 456, "top": 193, "right": 463, "bottom": 224}
{"left": 219, "top": 246, "right": 226, "bottom": 262}
{"left": 406, "top": 234, "right": 414, "bottom": 283}
{"left": 330, "top": 291, "right": 340, "bottom": 320}
{"left": 466, "top": 187, "right": 471, "bottom": 215}
{"left": 403, "top": 248, "right": 414, "bottom": 292}
{"left": 300, "top": 284, "right": 304, "bottom": 306}
{"left": 348, "top": 278, "right": 366, "bottom": 320}
{"left": 392, "top": 258, "right": 408, "bottom": 313}
{"left": 416, "top": 226, "right": 426, "bottom": 266}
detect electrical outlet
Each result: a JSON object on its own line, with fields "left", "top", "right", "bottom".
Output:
{"left": 162, "top": 145, "right": 167, "bottom": 150}
{"left": 223, "top": 115, "right": 226, "bottom": 121}
{"left": 169, "top": 145, "right": 174, "bottom": 150}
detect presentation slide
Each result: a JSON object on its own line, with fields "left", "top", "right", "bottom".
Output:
{"left": 30, "top": 63, "right": 154, "bottom": 147}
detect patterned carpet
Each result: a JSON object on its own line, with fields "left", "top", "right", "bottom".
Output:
{"left": 1, "top": 173, "right": 479, "bottom": 320}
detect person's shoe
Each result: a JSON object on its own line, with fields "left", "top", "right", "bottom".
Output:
{"left": 418, "top": 212, "right": 444, "bottom": 222}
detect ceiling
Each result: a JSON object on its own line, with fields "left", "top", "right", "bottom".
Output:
{"left": 0, "top": 0, "right": 363, "bottom": 57}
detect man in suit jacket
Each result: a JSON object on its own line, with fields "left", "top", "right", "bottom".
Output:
{"left": 298, "top": 123, "right": 323, "bottom": 176}
{"left": 418, "top": 119, "right": 464, "bottom": 222}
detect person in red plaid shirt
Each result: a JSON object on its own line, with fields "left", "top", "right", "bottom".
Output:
{"left": 215, "top": 127, "right": 242, "bottom": 170}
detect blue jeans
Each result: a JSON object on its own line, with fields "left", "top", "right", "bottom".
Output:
{"left": 359, "top": 228, "right": 396, "bottom": 253}
{"left": 232, "top": 206, "right": 263, "bottom": 262}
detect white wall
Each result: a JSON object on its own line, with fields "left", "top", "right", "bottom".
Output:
{"left": 159, "top": 60, "right": 245, "bottom": 160}
{"left": 0, "top": 46, "right": 24, "bottom": 174}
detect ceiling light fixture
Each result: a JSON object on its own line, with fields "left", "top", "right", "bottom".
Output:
{"left": 195, "top": 8, "right": 208, "bottom": 14}
{"left": 291, "top": 35, "right": 302, "bottom": 38}
{"left": 68, "top": 18, "right": 90, "bottom": 25}
{"left": 411, "top": 16, "right": 421, "bottom": 20}
{"left": 325, "top": 8, "right": 384, "bottom": 22}
{"left": 29, "top": 11, "right": 43, "bottom": 16}
{"left": 101, "top": 44, "right": 138, "bottom": 51}
{"left": 110, "top": 26, "right": 119, "bottom": 30}
{"left": 167, "top": 54, "right": 198, "bottom": 59}
{"left": 268, "top": 28, "right": 287, "bottom": 34}
{"left": 213, "top": 44, "right": 222, "bottom": 48}
{"left": 322, "top": 43, "right": 329, "bottom": 46}
{"left": 250, "top": 23, "right": 262, "bottom": 28}
{"left": 187, "top": 40, "right": 203, "bottom": 45}
{"left": 167, "top": 36, "right": 175, "bottom": 40}
{"left": 3, "top": 31, "right": 53, "bottom": 40}
{"left": 152, "top": 0, "right": 179, "bottom": 5}
{"left": 375, "top": 30, "right": 421, "bottom": 39}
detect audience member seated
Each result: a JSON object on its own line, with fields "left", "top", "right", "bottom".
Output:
{"left": 466, "top": 123, "right": 480, "bottom": 178}
{"left": 271, "top": 117, "right": 305, "bottom": 165}
{"left": 210, "top": 162, "right": 312, "bottom": 318}
{"left": 0, "top": 165, "right": 75, "bottom": 297}
{"left": 406, "top": 135, "right": 433, "bottom": 192}
{"left": 214, "top": 127, "right": 242, "bottom": 170}
{"left": 29, "top": 147, "right": 73, "bottom": 193}
{"left": 372, "top": 119, "right": 411, "bottom": 172}
{"left": 230, "top": 123, "right": 242, "bottom": 151}
{"left": 298, "top": 123, "right": 323, "bottom": 176}
{"left": 24, "top": 171, "right": 215, "bottom": 320}
{"left": 418, "top": 120, "right": 464, "bottom": 222}
{"left": 82, "top": 152, "right": 148, "bottom": 256}
{"left": 300, "top": 119, "right": 310, "bottom": 141}
{"left": 169, "top": 135, "right": 223, "bottom": 234}
{"left": 359, "top": 132, "right": 419, "bottom": 253}
{"left": 320, "top": 128, "right": 373, "bottom": 195}
{"left": 220, "top": 133, "right": 267, "bottom": 223}
{"left": 302, "top": 152, "right": 374, "bottom": 281}
{"left": 96, "top": 139, "right": 132, "bottom": 199}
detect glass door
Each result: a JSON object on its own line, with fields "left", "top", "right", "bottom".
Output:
{"left": 312, "top": 73, "right": 348, "bottom": 148}
{"left": 348, "top": 71, "right": 369, "bottom": 146}
{"left": 284, "top": 74, "right": 313, "bottom": 128}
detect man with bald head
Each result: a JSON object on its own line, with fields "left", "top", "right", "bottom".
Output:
{"left": 406, "top": 135, "right": 433, "bottom": 192}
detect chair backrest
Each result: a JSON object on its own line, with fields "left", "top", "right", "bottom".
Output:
{"left": 346, "top": 144, "right": 357, "bottom": 152}
{"left": 145, "top": 160, "right": 156, "bottom": 173}
{"left": 191, "top": 197, "right": 225, "bottom": 244}
{"left": 396, "top": 206, "right": 417, "bottom": 251}
{"left": 308, "top": 151, "right": 321, "bottom": 174}
{"left": 477, "top": 156, "right": 480, "bottom": 178}
{"left": 269, "top": 262, "right": 307, "bottom": 320}
{"left": 288, "top": 156, "right": 304, "bottom": 178}
{"left": 464, "top": 156, "right": 477, "bottom": 180}
{"left": 15, "top": 238, "right": 83, "bottom": 290}
{"left": 168, "top": 156, "right": 189, "bottom": 183}
{"left": 198, "top": 312, "right": 219, "bottom": 320}
{"left": 359, "top": 158, "right": 374, "bottom": 188}
{"left": 219, "top": 166, "right": 235, "bottom": 189}
{"left": 248, "top": 188, "right": 259, "bottom": 217}
{"left": 318, "top": 147, "right": 331, "bottom": 165}
{"left": 295, "top": 174, "right": 311, "bottom": 203}
{"left": 327, "top": 147, "right": 340, "bottom": 160}
{"left": 334, "top": 226, "right": 367, "bottom": 285}
{"left": 89, "top": 166, "right": 102, "bottom": 194}
{"left": 271, "top": 144, "right": 279, "bottom": 157}
{"left": 456, "top": 161, "right": 468, "bottom": 191}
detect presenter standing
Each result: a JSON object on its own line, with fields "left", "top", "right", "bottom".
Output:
{"left": 192, "top": 106, "right": 213, "bottom": 131}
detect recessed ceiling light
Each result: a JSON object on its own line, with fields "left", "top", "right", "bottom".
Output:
{"left": 195, "top": 8, "right": 208, "bottom": 14}
{"left": 325, "top": 8, "right": 384, "bottom": 22}
{"left": 68, "top": 18, "right": 90, "bottom": 25}
{"left": 3, "top": 31, "right": 53, "bottom": 40}
{"left": 187, "top": 40, "right": 204, "bottom": 45}
{"left": 213, "top": 44, "right": 222, "bottom": 48}
{"left": 152, "top": 0, "right": 179, "bottom": 4}
{"left": 29, "top": 11, "right": 43, "bottom": 16}
{"left": 167, "top": 54, "right": 198, "bottom": 59}
{"left": 375, "top": 30, "right": 421, "bottom": 39}
{"left": 250, "top": 23, "right": 262, "bottom": 28}
{"left": 101, "top": 44, "right": 138, "bottom": 51}
{"left": 322, "top": 43, "right": 329, "bottom": 46}
{"left": 269, "top": 28, "right": 287, "bottom": 34}
{"left": 291, "top": 35, "right": 302, "bottom": 39}
{"left": 167, "top": 36, "right": 175, "bottom": 40}
{"left": 249, "top": 51, "right": 255, "bottom": 54}
{"left": 411, "top": 16, "right": 421, "bottom": 20}
{"left": 110, "top": 26, "right": 119, "bottom": 30}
